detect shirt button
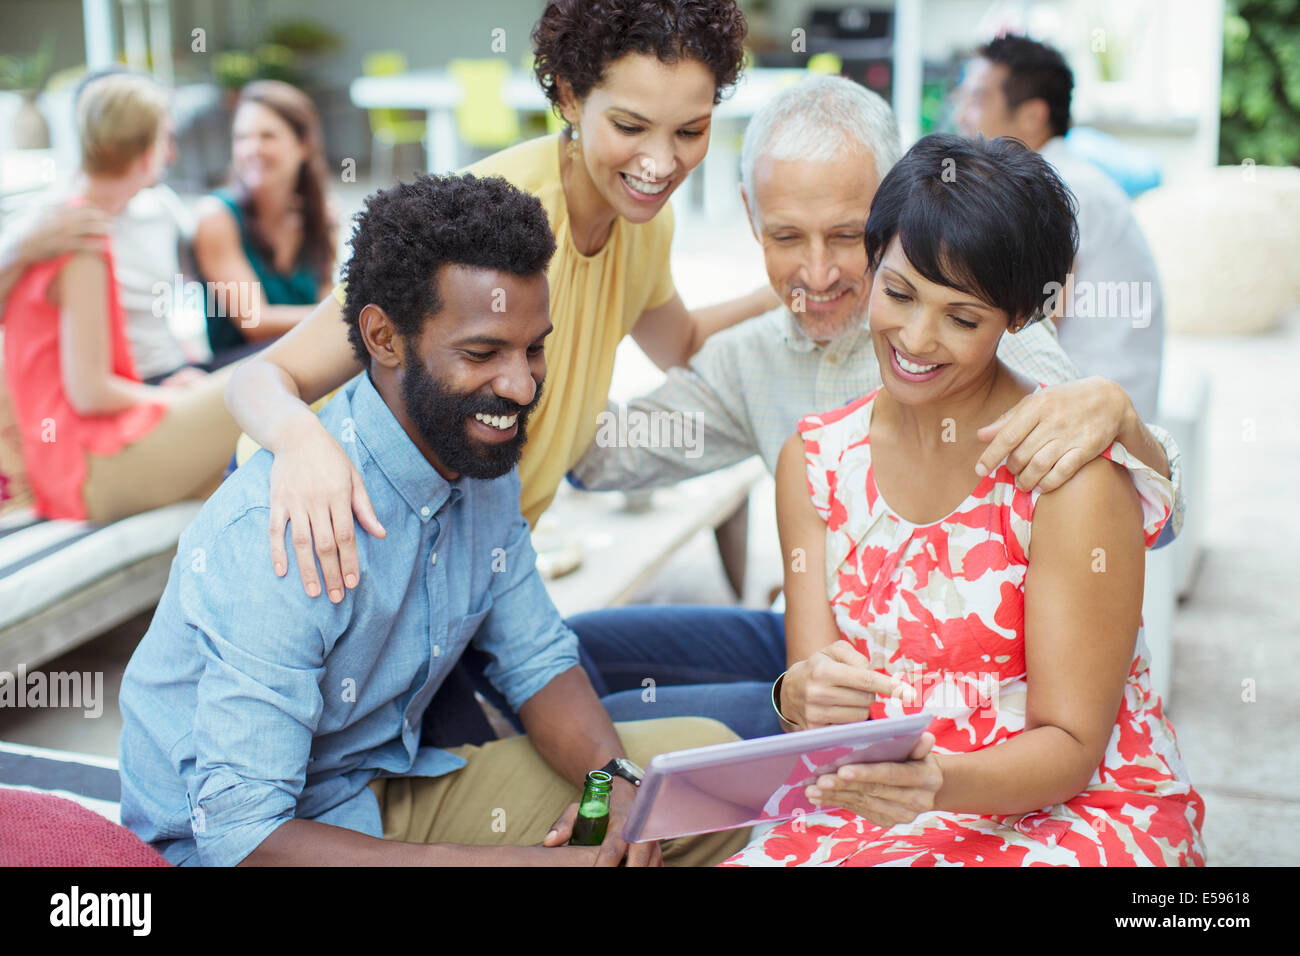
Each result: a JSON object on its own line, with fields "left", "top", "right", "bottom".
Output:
{"left": 430, "top": 551, "right": 438, "bottom": 566}
{"left": 420, "top": 506, "right": 431, "bottom": 518}
{"left": 404, "top": 716, "right": 412, "bottom": 731}
{"left": 432, "top": 645, "right": 441, "bottom": 658}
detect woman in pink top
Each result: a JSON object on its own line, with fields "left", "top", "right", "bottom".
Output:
{"left": 2, "top": 72, "right": 240, "bottom": 521}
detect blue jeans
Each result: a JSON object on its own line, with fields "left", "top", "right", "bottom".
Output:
{"left": 571, "top": 605, "right": 787, "bottom": 740}
{"left": 420, "top": 606, "right": 787, "bottom": 746}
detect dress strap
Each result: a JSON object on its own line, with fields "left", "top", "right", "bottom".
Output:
{"left": 796, "top": 388, "right": 880, "bottom": 529}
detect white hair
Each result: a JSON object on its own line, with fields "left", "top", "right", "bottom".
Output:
{"left": 740, "top": 75, "right": 902, "bottom": 226}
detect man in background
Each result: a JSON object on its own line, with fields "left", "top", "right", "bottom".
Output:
{"left": 955, "top": 33, "right": 1165, "bottom": 420}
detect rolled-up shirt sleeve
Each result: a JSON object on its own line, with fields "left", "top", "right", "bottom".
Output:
{"left": 472, "top": 502, "right": 580, "bottom": 714}
{"left": 181, "top": 510, "right": 334, "bottom": 867}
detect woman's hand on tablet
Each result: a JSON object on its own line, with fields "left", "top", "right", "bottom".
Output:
{"left": 806, "top": 732, "right": 942, "bottom": 827}
{"left": 782, "top": 641, "right": 916, "bottom": 730}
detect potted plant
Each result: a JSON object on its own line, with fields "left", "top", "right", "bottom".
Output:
{"left": 211, "top": 18, "right": 341, "bottom": 103}
{"left": 263, "top": 20, "right": 342, "bottom": 91}
{"left": 0, "top": 36, "right": 55, "bottom": 149}
{"left": 264, "top": 20, "right": 342, "bottom": 59}
{"left": 214, "top": 49, "right": 258, "bottom": 104}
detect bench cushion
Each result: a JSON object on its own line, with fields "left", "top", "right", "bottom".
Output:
{"left": 0, "top": 788, "right": 169, "bottom": 866}
{"left": 0, "top": 502, "right": 200, "bottom": 633}
{"left": 0, "top": 741, "right": 169, "bottom": 865}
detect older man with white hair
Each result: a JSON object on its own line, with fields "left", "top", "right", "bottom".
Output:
{"left": 478, "top": 76, "right": 1186, "bottom": 739}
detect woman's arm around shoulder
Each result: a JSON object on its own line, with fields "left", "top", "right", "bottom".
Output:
{"left": 630, "top": 285, "right": 781, "bottom": 371}
{"left": 223, "top": 291, "right": 382, "bottom": 604}
{"left": 223, "top": 289, "right": 362, "bottom": 438}
{"left": 0, "top": 203, "right": 110, "bottom": 315}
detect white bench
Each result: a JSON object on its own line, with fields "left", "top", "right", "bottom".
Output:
{"left": 0, "top": 503, "right": 200, "bottom": 674}
{"left": 540, "top": 457, "right": 766, "bottom": 618}
{"left": 0, "top": 739, "right": 121, "bottom": 824}
{"left": 1141, "top": 363, "right": 1211, "bottom": 705}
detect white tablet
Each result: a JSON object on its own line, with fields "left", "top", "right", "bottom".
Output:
{"left": 622, "top": 713, "right": 934, "bottom": 843}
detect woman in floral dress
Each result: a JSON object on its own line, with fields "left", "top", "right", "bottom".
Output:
{"left": 726, "top": 134, "right": 1205, "bottom": 867}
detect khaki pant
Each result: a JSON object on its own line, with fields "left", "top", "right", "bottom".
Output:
{"left": 82, "top": 364, "right": 242, "bottom": 523}
{"left": 370, "top": 718, "right": 750, "bottom": 867}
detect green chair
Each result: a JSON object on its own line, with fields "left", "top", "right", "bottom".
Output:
{"left": 363, "top": 50, "right": 427, "bottom": 182}
{"left": 513, "top": 50, "right": 560, "bottom": 137}
{"left": 447, "top": 59, "right": 521, "bottom": 164}
{"left": 807, "top": 52, "right": 843, "bottom": 75}
{"left": 544, "top": 104, "right": 565, "bottom": 135}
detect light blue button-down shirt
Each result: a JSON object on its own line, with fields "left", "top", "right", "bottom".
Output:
{"left": 119, "top": 372, "right": 580, "bottom": 866}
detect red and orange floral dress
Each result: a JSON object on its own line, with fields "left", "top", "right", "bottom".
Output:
{"left": 724, "top": 388, "right": 1205, "bottom": 866}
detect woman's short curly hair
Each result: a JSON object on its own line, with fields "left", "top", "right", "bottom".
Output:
{"left": 532, "top": 0, "right": 748, "bottom": 110}
{"left": 340, "top": 174, "right": 556, "bottom": 365}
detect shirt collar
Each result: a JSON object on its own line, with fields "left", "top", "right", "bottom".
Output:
{"left": 780, "top": 308, "right": 818, "bottom": 353}
{"left": 780, "top": 307, "right": 875, "bottom": 360}
{"left": 350, "top": 372, "right": 462, "bottom": 521}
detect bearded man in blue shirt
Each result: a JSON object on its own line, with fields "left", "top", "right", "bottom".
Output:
{"left": 118, "top": 173, "right": 744, "bottom": 867}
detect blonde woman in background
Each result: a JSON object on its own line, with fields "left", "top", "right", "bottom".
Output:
{"left": 1, "top": 73, "right": 240, "bottom": 522}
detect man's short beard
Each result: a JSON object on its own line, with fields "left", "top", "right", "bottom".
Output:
{"left": 400, "top": 348, "right": 542, "bottom": 480}
{"left": 791, "top": 304, "right": 869, "bottom": 344}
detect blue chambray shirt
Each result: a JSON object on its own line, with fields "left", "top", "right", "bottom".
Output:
{"left": 118, "top": 372, "right": 580, "bottom": 866}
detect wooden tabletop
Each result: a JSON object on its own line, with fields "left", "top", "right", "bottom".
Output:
{"left": 539, "top": 457, "right": 766, "bottom": 619}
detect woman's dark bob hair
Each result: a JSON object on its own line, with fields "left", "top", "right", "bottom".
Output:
{"left": 532, "top": 0, "right": 748, "bottom": 109}
{"left": 865, "top": 133, "right": 1078, "bottom": 328}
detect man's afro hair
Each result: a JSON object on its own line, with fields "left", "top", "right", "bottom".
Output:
{"left": 340, "top": 173, "right": 556, "bottom": 364}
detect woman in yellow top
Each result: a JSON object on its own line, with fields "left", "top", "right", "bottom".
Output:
{"left": 226, "top": 0, "right": 774, "bottom": 600}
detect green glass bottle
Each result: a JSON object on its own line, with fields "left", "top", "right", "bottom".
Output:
{"left": 569, "top": 770, "right": 613, "bottom": 846}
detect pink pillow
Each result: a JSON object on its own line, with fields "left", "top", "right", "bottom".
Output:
{"left": 0, "top": 788, "right": 171, "bottom": 866}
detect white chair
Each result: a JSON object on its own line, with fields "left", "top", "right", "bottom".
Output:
{"left": 1141, "top": 363, "right": 1211, "bottom": 705}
